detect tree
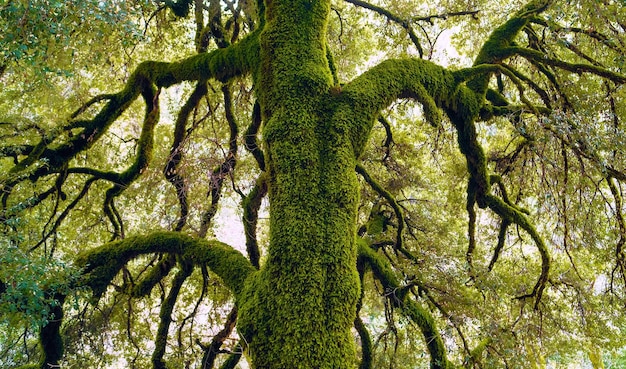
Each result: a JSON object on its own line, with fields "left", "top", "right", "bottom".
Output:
{"left": 1, "top": 0, "right": 625, "bottom": 368}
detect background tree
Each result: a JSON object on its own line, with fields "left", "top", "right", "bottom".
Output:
{"left": 1, "top": 0, "right": 626, "bottom": 368}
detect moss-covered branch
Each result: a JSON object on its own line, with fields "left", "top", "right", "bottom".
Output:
{"left": 152, "top": 262, "right": 193, "bottom": 369}
{"left": 355, "top": 253, "right": 373, "bottom": 369}
{"left": 340, "top": 58, "right": 451, "bottom": 155}
{"left": 354, "top": 314, "right": 373, "bottom": 369}
{"left": 77, "top": 231, "right": 255, "bottom": 299}
{"left": 244, "top": 101, "right": 266, "bottom": 171}
{"left": 357, "top": 240, "right": 453, "bottom": 369}
{"left": 464, "top": 337, "right": 493, "bottom": 368}
{"left": 466, "top": 183, "right": 478, "bottom": 269}
{"left": 242, "top": 174, "right": 267, "bottom": 269}
{"left": 464, "top": 0, "right": 551, "bottom": 95}
{"left": 131, "top": 254, "right": 177, "bottom": 297}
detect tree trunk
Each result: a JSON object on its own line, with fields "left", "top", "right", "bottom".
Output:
{"left": 237, "top": 0, "right": 361, "bottom": 367}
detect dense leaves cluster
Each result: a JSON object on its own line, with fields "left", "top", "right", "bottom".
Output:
{"left": 0, "top": 0, "right": 147, "bottom": 77}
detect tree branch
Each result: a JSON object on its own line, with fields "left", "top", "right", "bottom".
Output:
{"left": 244, "top": 101, "right": 266, "bottom": 171}
{"left": 484, "top": 195, "right": 550, "bottom": 308}
{"left": 152, "top": 261, "right": 193, "bottom": 369}
{"left": 165, "top": 81, "right": 209, "bottom": 232}
{"left": 242, "top": 174, "right": 267, "bottom": 269}
{"left": 77, "top": 231, "right": 255, "bottom": 299}
{"left": 357, "top": 240, "right": 453, "bottom": 369}
{"left": 356, "top": 164, "right": 418, "bottom": 263}
{"left": 199, "top": 83, "right": 239, "bottom": 238}
{"left": 495, "top": 46, "right": 626, "bottom": 84}
{"left": 339, "top": 58, "right": 452, "bottom": 155}
{"left": 199, "top": 306, "right": 238, "bottom": 369}
{"left": 467, "top": 0, "right": 553, "bottom": 95}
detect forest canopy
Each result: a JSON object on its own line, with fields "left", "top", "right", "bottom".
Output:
{"left": 1, "top": 0, "right": 626, "bottom": 368}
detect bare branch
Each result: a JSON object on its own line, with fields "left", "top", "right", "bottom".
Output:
{"left": 199, "top": 84, "right": 239, "bottom": 238}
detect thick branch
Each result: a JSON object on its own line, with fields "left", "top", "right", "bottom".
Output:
{"left": 357, "top": 240, "right": 453, "bottom": 369}
{"left": 340, "top": 58, "right": 452, "bottom": 154}
{"left": 467, "top": 0, "right": 553, "bottom": 95}
{"left": 77, "top": 231, "right": 255, "bottom": 299}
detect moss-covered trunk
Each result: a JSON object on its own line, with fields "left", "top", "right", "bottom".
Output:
{"left": 237, "top": 0, "right": 361, "bottom": 367}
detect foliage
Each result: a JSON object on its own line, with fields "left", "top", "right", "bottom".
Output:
{"left": 0, "top": 242, "right": 77, "bottom": 327}
{"left": 0, "top": 0, "right": 146, "bottom": 77}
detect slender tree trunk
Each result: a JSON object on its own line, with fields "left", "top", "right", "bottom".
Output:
{"left": 237, "top": 0, "right": 361, "bottom": 367}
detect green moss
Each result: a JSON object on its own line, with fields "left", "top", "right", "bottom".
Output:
{"left": 236, "top": 2, "right": 367, "bottom": 365}
{"left": 338, "top": 58, "right": 455, "bottom": 157}
{"left": 354, "top": 315, "right": 373, "bottom": 369}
